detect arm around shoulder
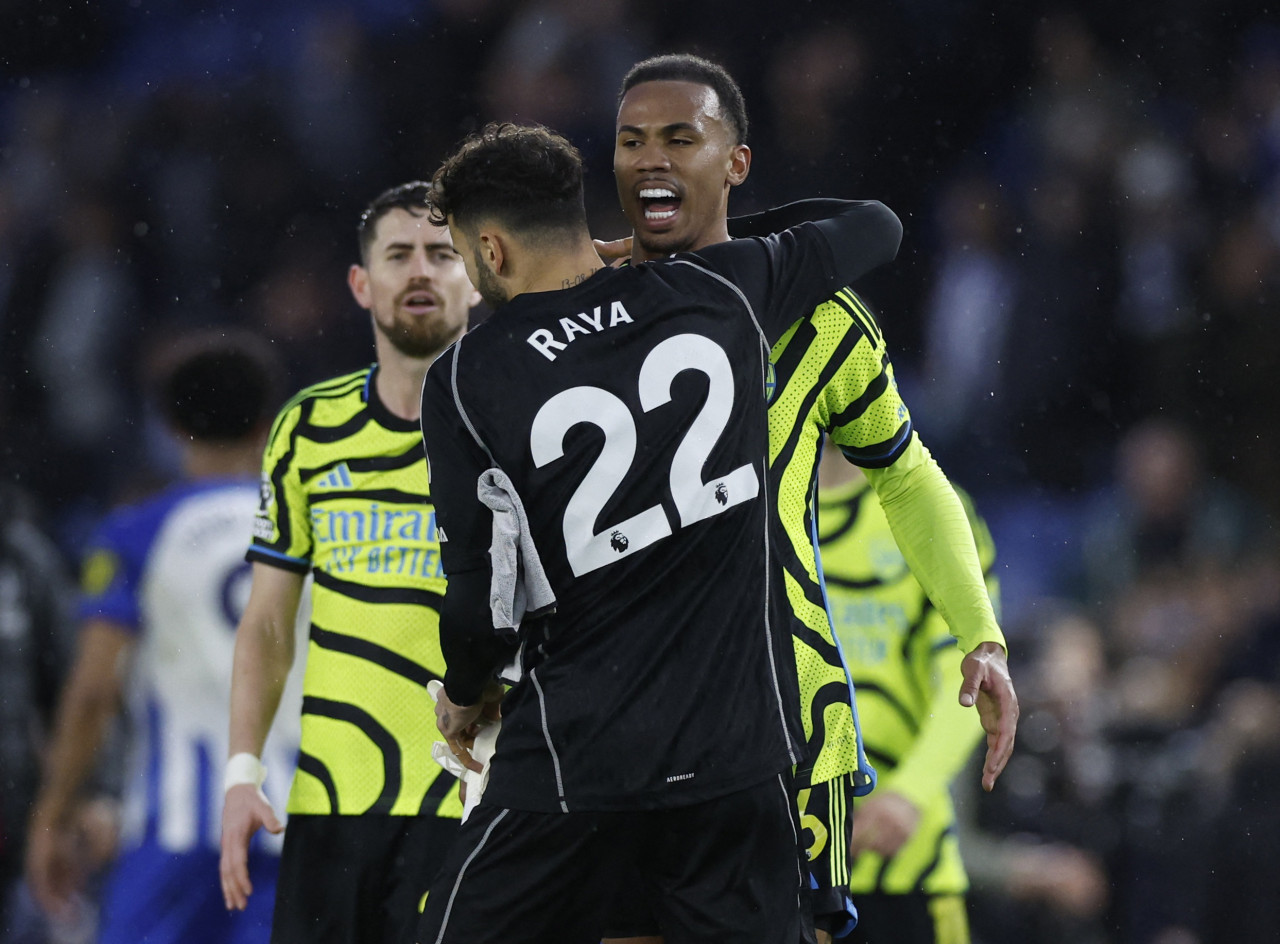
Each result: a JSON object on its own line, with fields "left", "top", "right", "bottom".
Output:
{"left": 811, "top": 199, "right": 903, "bottom": 281}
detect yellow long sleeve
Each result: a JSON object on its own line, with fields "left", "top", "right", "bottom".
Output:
{"left": 862, "top": 434, "right": 1006, "bottom": 656}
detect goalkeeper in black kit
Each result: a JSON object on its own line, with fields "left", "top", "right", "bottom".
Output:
{"left": 414, "top": 121, "right": 907, "bottom": 944}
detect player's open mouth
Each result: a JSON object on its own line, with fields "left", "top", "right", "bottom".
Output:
{"left": 639, "top": 187, "right": 681, "bottom": 224}
{"left": 402, "top": 291, "right": 439, "bottom": 314}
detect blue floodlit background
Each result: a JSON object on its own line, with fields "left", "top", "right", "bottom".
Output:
{"left": 2, "top": 2, "right": 1278, "bottom": 943}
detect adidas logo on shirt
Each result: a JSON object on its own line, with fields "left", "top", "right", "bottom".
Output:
{"left": 317, "top": 462, "right": 354, "bottom": 490}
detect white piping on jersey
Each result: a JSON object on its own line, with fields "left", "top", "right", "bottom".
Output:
{"left": 430, "top": 807, "right": 511, "bottom": 944}
{"left": 778, "top": 771, "right": 805, "bottom": 914}
{"left": 451, "top": 336, "right": 573, "bottom": 808}
{"left": 757, "top": 447, "right": 797, "bottom": 767}
{"left": 668, "top": 258, "right": 769, "bottom": 344}
{"left": 448, "top": 336, "right": 497, "bottom": 466}
{"left": 530, "top": 667, "right": 570, "bottom": 811}
{"left": 668, "top": 258, "right": 800, "bottom": 767}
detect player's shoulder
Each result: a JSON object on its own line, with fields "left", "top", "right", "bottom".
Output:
{"left": 278, "top": 365, "right": 372, "bottom": 413}
{"left": 427, "top": 334, "right": 466, "bottom": 376}
{"left": 631, "top": 248, "right": 769, "bottom": 317}
{"left": 809, "top": 287, "right": 884, "bottom": 343}
{"left": 669, "top": 238, "right": 767, "bottom": 276}
{"left": 266, "top": 365, "right": 374, "bottom": 443}
{"left": 87, "top": 478, "right": 226, "bottom": 558}
{"left": 420, "top": 340, "right": 467, "bottom": 425}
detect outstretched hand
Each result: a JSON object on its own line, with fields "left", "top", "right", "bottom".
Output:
{"left": 220, "top": 785, "right": 283, "bottom": 911}
{"left": 26, "top": 798, "right": 117, "bottom": 919}
{"left": 959, "top": 641, "right": 1019, "bottom": 791}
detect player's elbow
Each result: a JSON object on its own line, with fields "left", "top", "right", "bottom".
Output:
{"left": 863, "top": 200, "right": 903, "bottom": 266}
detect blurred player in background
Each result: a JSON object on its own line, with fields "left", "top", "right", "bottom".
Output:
{"left": 817, "top": 441, "right": 995, "bottom": 944}
{"left": 26, "top": 330, "right": 305, "bottom": 944}
{"left": 219, "top": 181, "right": 479, "bottom": 944}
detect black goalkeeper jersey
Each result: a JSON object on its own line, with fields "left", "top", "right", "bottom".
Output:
{"left": 420, "top": 200, "right": 901, "bottom": 813}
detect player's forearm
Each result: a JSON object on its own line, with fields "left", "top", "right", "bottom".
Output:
{"left": 34, "top": 699, "right": 114, "bottom": 827}
{"left": 879, "top": 644, "right": 985, "bottom": 807}
{"left": 230, "top": 637, "right": 293, "bottom": 752}
{"left": 812, "top": 200, "right": 903, "bottom": 285}
{"left": 440, "top": 568, "right": 518, "bottom": 706}
{"left": 228, "top": 567, "right": 301, "bottom": 756}
{"left": 728, "top": 199, "right": 862, "bottom": 238}
{"left": 864, "top": 436, "right": 1005, "bottom": 654}
{"left": 730, "top": 198, "right": 903, "bottom": 288}
{"left": 228, "top": 623, "right": 294, "bottom": 756}
{"left": 32, "top": 622, "right": 129, "bottom": 825}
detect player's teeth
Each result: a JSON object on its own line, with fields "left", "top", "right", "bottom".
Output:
{"left": 645, "top": 208, "right": 677, "bottom": 221}
{"left": 639, "top": 188, "right": 677, "bottom": 199}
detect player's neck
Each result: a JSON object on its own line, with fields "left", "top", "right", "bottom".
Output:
{"left": 519, "top": 241, "right": 605, "bottom": 296}
{"left": 371, "top": 333, "right": 457, "bottom": 421}
{"left": 628, "top": 220, "right": 732, "bottom": 264}
{"left": 374, "top": 350, "right": 428, "bottom": 422}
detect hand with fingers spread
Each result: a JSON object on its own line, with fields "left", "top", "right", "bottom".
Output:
{"left": 959, "top": 641, "right": 1019, "bottom": 791}
{"left": 219, "top": 763, "right": 283, "bottom": 912}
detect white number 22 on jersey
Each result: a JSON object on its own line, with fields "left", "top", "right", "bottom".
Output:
{"left": 530, "top": 334, "right": 760, "bottom": 576}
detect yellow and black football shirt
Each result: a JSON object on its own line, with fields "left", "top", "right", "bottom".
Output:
{"left": 248, "top": 364, "right": 462, "bottom": 819}
{"left": 818, "top": 475, "right": 997, "bottom": 896}
{"left": 768, "top": 287, "right": 912, "bottom": 791}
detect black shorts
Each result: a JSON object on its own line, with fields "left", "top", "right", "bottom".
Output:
{"left": 418, "top": 773, "right": 804, "bottom": 944}
{"left": 602, "top": 772, "right": 854, "bottom": 939}
{"left": 838, "top": 892, "right": 970, "bottom": 944}
{"left": 272, "top": 813, "right": 459, "bottom": 944}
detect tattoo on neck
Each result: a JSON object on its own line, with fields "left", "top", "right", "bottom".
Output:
{"left": 562, "top": 269, "right": 600, "bottom": 289}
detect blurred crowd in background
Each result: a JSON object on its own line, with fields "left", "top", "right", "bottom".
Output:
{"left": 2, "top": 1, "right": 1278, "bottom": 942}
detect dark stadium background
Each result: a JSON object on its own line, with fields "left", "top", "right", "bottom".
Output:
{"left": 2, "top": 2, "right": 1278, "bottom": 942}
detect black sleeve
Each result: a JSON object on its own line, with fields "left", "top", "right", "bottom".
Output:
{"left": 439, "top": 569, "right": 519, "bottom": 705}
{"left": 420, "top": 348, "right": 491, "bottom": 577}
{"left": 692, "top": 199, "right": 903, "bottom": 341}
{"left": 810, "top": 200, "right": 903, "bottom": 283}
{"left": 727, "top": 198, "right": 859, "bottom": 239}
{"left": 420, "top": 348, "right": 515, "bottom": 705}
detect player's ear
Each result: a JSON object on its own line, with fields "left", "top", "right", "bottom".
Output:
{"left": 478, "top": 231, "right": 506, "bottom": 277}
{"left": 727, "top": 143, "right": 751, "bottom": 187}
{"left": 347, "top": 263, "right": 372, "bottom": 310}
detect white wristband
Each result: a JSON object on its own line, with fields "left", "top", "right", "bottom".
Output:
{"left": 224, "top": 753, "right": 267, "bottom": 794}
